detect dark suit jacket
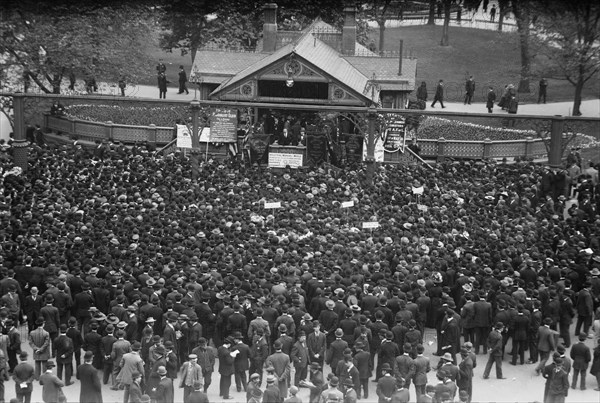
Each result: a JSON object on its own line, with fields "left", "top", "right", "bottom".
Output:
{"left": 233, "top": 342, "right": 250, "bottom": 371}
{"left": 353, "top": 350, "right": 371, "bottom": 379}
{"left": 570, "top": 342, "right": 591, "bottom": 370}
{"left": 128, "top": 381, "right": 143, "bottom": 403}
{"left": 376, "top": 374, "right": 396, "bottom": 403}
{"left": 53, "top": 334, "right": 73, "bottom": 363}
{"left": 537, "top": 325, "right": 556, "bottom": 353}
{"left": 155, "top": 376, "right": 174, "bottom": 403}
{"left": 77, "top": 363, "right": 103, "bottom": 403}
{"left": 218, "top": 346, "right": 235, "bottom": 375}
{"left": 39, "top": 372, "right": 64, "bottom": 403}
{"left": 40, "top": 305, "right": 60, "bottom": 334}
{"left": 12, "top": 362, "right": 35, "bottom": 392}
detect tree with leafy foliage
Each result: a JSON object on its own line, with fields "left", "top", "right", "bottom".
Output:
{"left": 0, "top": 0, "right": 156, "bottom": 94}
{"left": 533, "top": 0, "right": 600, "bottom": 116}
{"left": 362, "top": 1, "right": 406, "bottom": 53}
{"left": 159, "top": 0, "right": 346, "bottom": 60}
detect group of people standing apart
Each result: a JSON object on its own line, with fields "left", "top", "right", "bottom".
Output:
{"left": 156, "top": 60, "right": 189, "bottom": 99}
{"left": 415, "top": 77, "right": 550, "bottom": 117}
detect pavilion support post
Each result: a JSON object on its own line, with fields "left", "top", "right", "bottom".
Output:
{"left": 190, "top": 100, "right": 201, "bottom": 180}
{"left": 548, "top": 115, "right": 564, "bottom": 168}
{"left": 366, "top": 106, "right": 377, "bottom": 181}
{"left": 12, "top": 94, "right": 29, "bottom": 172}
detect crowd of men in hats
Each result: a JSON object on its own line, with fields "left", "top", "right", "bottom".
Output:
{"left": 0, "top": 139, "right": 600, "bottom": 403}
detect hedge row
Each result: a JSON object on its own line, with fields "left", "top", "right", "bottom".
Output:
{"left": 64, "top": 105, "right": 193, "bottom": 127}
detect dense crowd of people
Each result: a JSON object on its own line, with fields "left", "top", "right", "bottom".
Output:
{"left": 0, "top": 139, "right": 599, "bottom": 403}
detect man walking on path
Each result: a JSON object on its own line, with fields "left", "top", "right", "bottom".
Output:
{"left": 486, "top": 87, "right": 496, "bottom": 113}
{"left": 464, "top": 76, "right": 475, "bottom": 105}
{"left": 483, "top": 322, "right": 505, "bottom": 380}
{"left": 178, "top": 66, "right": 189, "bottom": 95}
{"left": 538, "top": 78, "right": 548, "bottom": 103}
{"left": 431, "top": 80, "right": 445, "bottom": 108}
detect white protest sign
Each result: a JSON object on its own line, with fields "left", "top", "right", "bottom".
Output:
{"left": 264, "top": 202, "right": 282, "bottom": 209}
{"left": 412, "top": 186, "right": 424, "bottom": 195}
{"left": 176, "top": 124, "right": 192, "bottom": 149}
{"left": 342, "top": 201, "right": 354, "bottom": 208}
{"left": 362, "top": 221, "right": 379, "bottom": 229}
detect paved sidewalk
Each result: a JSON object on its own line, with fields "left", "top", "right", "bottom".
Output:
{"left": 126, "top": 83, "right": 600, "bottom": 118}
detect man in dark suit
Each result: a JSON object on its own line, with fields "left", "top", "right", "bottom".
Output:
{"left": 83, "top": 322, "right": 103, "bottom": 370}
{"left": 413, "top": 344, "right": 430, "bottom": 397}
{"left": 265, "top": 339, "right": 291, "bottom": 399}
{"left": 291, "top": 331, "right": 310, "bottom": 386}
{"left": 377, "top": 331, "right": 399, "bottom": 381}
{"left": 510, "top": 305, "right": 529, "bottom": 365}
{"left": 263, "top": 374, "right": 281, "bottom": 403}
{"left": 40, "top": 295, "right": 60, "bottom": 353}
{"left": 187, "top": 380, "right": 209, "bottom": 403}
{"left": 73, "top": 283, "right": 95, "bottom": 331}
{"left": 39, "top": 361, "right": 64, "bottom": 403}
{"left": 227, "top": 304, "right": 248, "bottom": 339}
{"left": 128, "top": 371, "right": 144, "bottom": 403}
{"left": 76, "top": 351, "right": 102, "bottom": 403}
{"left": 66, "top": 317, "right": 83, "bottom": 372}
{"left": 482, "top": 322, "right": 505, "bottom": 380}
{"left": 376, "top": 363, "right": 395, "bottom": 403}
{"left": 430, "top": 79, "right": 445, "bottom": 108}
{"left": 100, "top": 324, "right": 117, "bottom": 386}
{"left": 53, "top": 324, "right": 74, "bottom": 385}
{"left": 472, "top": 293, "right": 492, "bottom": 355}
{"left": 307, "top": 321, "right": 326, "bottom": 367}
{"left": 13, "top": 351, "right": 34, "bottom": 403}
{"left": 232, "top": 332, "right": 250, "bottom": 392}
{"left": 23, "top": 286, "right": 44, "bottom": 332}
{"left": 154, "top": 366, "right": 174, "bottom": 403}
{"left": 570, "top": 332, "right": 591, "bottom": 390}
{"left": 218, "top": 337, "right": 238, "bottom": 399}
{"left": 535, "top": 317, "right": 556, "bottom": 375}
{"left": 353, "top": 341, "right": 371, "bottom": 399}
{"left": 327, "top": 329, "right": 348, "bottom": 376}
{"left": 7, "top": 319, "right": 21, "bottom": 372}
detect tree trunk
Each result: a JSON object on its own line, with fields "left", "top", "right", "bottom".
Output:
{"left": 498, "top": 6, "right": 505, "bottom": 31}
{"left": 378, "top": 20, "right": 386, "bottom": 54}
{"left": 440, "top": 0, "right": 451, "bottom": 46}
{"left": 572, "top": 74, "right": 584, "bottom": 116}
{"left": 428, "top": 0, "right": 436, "bottom": 25}
{"left": 515, "top": 3, "right": 531, "bottom": 93}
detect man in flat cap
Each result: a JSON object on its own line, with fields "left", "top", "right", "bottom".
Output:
{"left": 180, "top": 353, "right": 203, "bottom": 403}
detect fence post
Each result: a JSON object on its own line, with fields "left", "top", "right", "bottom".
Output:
{"left": 106, "top": 121, "right": 114, "bottom": 142}
{"left": 525, "top": 136, "right": 534, "bottom": 159}
{"left": 148, "top": 124, "right": 157, "bottom": 144}
{"left": 43, "top": 113, "right": 49, "bottom": 131}
{"left": 483, "top": 138, "right": 492, "bottom": 159}
{"left": 548, "top": 116, "right": 564, "bottom": 167}
{"left": 437, "top": 137, "right": 446, "bottom": 162}
{"left": 70, "top": 116, "right": 76, "bottom": 135}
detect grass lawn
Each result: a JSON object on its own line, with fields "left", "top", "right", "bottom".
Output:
{"left": 137, "top": 24, "right": 598, "bottom": 105}
{"left": 370, "top": 25, "right": 600, "bottom": 104}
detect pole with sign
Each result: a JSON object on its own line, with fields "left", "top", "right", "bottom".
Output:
{"left": 264, "top": 201, "right": 281, "bottom": 224}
